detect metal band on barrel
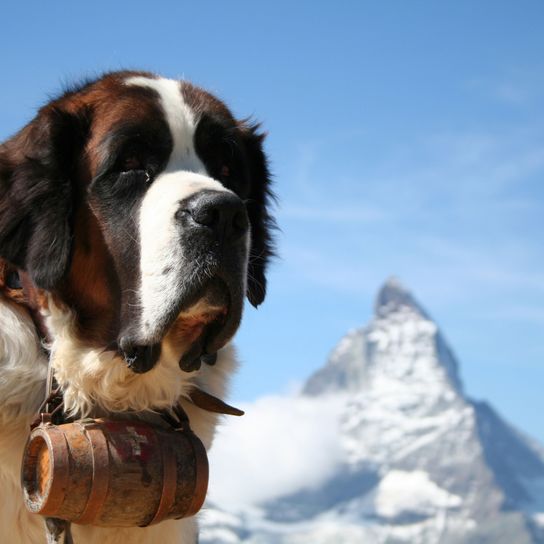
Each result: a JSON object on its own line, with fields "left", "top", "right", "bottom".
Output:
{"left": 75, "top": 424, "right": 110, "bottom": 525}
{"left": 184, "top": 432, "right": 209, "bottom": 518}
{"left": 148, "top": 433, "right": 178, "bottom": 525}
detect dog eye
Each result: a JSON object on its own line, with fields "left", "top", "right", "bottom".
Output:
{"left": 220, "top": 165, "right": 230, "bottom": 179}
{"left": 121, "top": 154, "right": 142, "bottom": 172}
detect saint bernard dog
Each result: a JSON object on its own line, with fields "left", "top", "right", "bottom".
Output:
{"left": 0, "top": 71, "right": 274, "bottom": 543}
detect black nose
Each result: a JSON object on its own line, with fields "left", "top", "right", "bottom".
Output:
{"left": 118, "top": 336, "right": 162, "bottom": 374}
{"left": 187, "top": 191, "right": 248, "bottom": 243}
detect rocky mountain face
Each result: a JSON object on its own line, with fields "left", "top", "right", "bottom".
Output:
{"left": 201, "top": 278, "right": 544, "bottom": 544}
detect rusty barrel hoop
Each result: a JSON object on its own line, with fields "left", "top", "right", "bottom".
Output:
{"left": 180, "top": 429, "right": 209, "bottom": 519}
{"left": 74, "top": 424, "right": 111, "bottom": 524}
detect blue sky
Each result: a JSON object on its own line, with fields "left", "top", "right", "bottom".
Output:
{"left": 1, "top": 1, "right": 543, "bottom": 442}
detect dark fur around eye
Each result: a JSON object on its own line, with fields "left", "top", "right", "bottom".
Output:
{"left": 98, "top": 121, "right": 172, "bottom": 177}
{"left": 115, "top": 142, "right": 148, "bottom": 173}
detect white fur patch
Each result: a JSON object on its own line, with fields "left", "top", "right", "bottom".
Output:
{"left": 125, "top": 76, "right": 205, "bottom": 174}
{"left": 0, "top": 301, "right": 47, "bottom": 427}
{"left": 0, "top": 300, "right": 51, "bottom": 543}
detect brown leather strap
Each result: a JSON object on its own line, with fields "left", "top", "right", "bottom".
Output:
{"left": 75, "top": 424, "right": 110, "bottom": 525}
{"left": 188, "top": 387, "right": 244, "bottom": 417}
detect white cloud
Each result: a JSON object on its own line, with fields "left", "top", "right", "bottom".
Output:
{"left": 207, "top": 393, "right": 346, "bottom": 509}
{"left": 373, "top": 470, "right": 462, "bottom": 519}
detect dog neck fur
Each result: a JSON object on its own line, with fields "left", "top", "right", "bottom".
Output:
{"left": 46, "top": 298, "right": 236, "bottom": 447}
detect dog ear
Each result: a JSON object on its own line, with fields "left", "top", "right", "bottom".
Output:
{"left": 0, "top": 104, "right": 89, "bottom": 290}
{"left": 240, "top": 123, "right": 276, "bottom": 307}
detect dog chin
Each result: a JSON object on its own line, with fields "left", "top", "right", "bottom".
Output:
{"left": 120, "top": 276, "right": 243, "bottom": 375}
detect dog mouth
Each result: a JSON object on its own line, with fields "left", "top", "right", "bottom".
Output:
{"left": 169, "top": 300, "right": 230, "bottom": 373}
{"left": 118, "top": 276, "right": 242, "bottom": 374}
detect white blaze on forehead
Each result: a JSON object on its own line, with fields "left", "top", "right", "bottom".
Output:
{"left": 125, "top": 75, "right": 205, "bottom": 173}
{"left": 128, "top": 76, "right": 234, "bottom": 339}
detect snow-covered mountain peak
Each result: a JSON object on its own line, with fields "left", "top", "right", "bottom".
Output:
{"left": 375, "top": 276, "right": 428, "bottom": 319}
{"left": 304, "top": 278, "right": 462, "bottom": 397}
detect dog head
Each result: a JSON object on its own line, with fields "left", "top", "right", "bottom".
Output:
{"left": 0, "top": 71, "right": 274, "bottom": 376}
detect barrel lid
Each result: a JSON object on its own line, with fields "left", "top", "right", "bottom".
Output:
{"left": 21, "top": 424, "right": 70, "bottom": 515}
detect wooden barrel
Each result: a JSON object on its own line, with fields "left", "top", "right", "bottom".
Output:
{"left": 21, "top": 418, "right": 208, "bottom": 527}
